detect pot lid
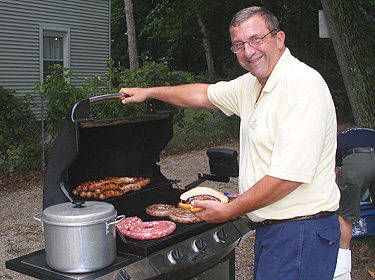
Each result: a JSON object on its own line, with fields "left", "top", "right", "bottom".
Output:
{"left": 42, "top": 201, "right": 115, "bottom": 224}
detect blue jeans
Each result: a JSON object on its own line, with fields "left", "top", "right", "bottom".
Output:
{"left": 253, "top": 214, "right": 340, "bottom": 280}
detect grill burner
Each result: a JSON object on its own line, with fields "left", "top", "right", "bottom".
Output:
{"left": 6, "top": 93, "right": 253, "bottom": 280}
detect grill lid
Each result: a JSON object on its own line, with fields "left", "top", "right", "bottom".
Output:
{"left": 42, "top": 201, "right": 115, "bottom": 224}
{"left": 42, "top": 93, "right": 173, "bottom": 209}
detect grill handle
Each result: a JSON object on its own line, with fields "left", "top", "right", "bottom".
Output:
{"left": 88, "top": 92, "right": 125, "bottom": 104}
{"left": 71, "top": 93, "right": 126, "bottom": 122}
{"left": 71, "top": 93, "right": 169, "bottom": 123}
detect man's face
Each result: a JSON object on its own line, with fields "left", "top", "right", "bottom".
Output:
{"left": 230, "top": 15, "right": 285, "bottom": 86}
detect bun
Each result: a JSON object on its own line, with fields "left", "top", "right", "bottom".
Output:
{"left": 178, "top": 202, "right": 204, "bottom": 213}
{"left": 178, "top": 186, "right": 229, "bottom": 212}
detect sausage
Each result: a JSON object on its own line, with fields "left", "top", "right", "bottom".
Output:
{"left": 119, "top": 178, "right": 150, "bottom": 192}
{"left": 168, "top": 208, "right": 202, "bottom": 224}
{"left": 85, "top": 191, "right": 94, "bottom": 198}
{"left": 74, "top": 180, "right": 100, "bottom": 193}
{"left": 114, "top": 177, "right": 138, "bottom": 185}
{"left": 186, "top": 194, "right": 220, "bottom": 203}
{"left": 75, "top": 178, "right": 116, "bottom": 193}
{"left": 117, "top": 217, "right": 176, "bottom": 240}
{"left": 79, "top": 191, "right": 87, "bottom": 198}
{"left": 73, "top": 176, "right": 151, "bottom": 199}
{"left": 99, "top": 189, "right": 124, "bottom": 200}
{"left": 140, "top": 177, "right": 151, "bottom": 187}
{"left": 79, "top": 190, "right": 94, "bottom": 198}
{"left": 94, "top": 183, "right": 119, "bottom": 194}
{"left": 146, "top": 204, "right": 176, "bottom": 217}
{"left": 120, "top": 183, "right": 142, "bottom": 192}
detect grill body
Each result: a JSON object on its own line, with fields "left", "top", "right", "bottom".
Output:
{"left": 6, "top": 94, "right": 253, "bottom": 280}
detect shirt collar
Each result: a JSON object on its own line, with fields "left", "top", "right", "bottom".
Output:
{"left": 262, "top": 48, "right": 291, "bottom": 93}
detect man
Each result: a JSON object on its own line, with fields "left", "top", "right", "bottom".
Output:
{"left": 119, "top": 6, "right": 340, "bottom": 279}
{"left": 334, "top": 127, "right": 375, "bottom": 280}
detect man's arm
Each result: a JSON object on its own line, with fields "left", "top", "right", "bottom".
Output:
{"left": 119, "top": 83, "right": 217, "bottom": 109}
{"left": 192, "top": 175, "right": 301, "bottom": 223}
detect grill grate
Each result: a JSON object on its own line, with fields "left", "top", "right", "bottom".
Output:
{"left": 116, "top": 211, "right": 220, "bottom": 257}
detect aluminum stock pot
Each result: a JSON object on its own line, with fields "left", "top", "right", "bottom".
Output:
{"left": 34, "top": 200, "right": 124, "bottom": 273}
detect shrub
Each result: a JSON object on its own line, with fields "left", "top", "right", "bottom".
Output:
{"left": 0, "top": 86, "right": 40, "bottom": 173}
{"left": 117, "top": 57, "right": 208, "bottom": 126}
{"left": 34, "top": 65, "right": 86, "bottom": 133}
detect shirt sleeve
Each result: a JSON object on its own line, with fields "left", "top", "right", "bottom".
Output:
{"left": 267, "top": 66, "right": 335, "bottom": 184}
{"left": 207, "top": 73, "right": 256, "bottom": 117}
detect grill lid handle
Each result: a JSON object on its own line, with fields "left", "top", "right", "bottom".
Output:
{"left": 71, "top": 93, "right": 126, "bottom": 122}
{"left": 88, "top": 92, "right": 125, "bottom": 104}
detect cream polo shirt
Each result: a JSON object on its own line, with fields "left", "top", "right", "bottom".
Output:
{"left": 207, "top": 48, "right": 340, "bottom": 222}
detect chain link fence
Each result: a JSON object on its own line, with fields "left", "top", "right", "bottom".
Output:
{"left": 0, "top": 100, "right": 239, "bottom": 185}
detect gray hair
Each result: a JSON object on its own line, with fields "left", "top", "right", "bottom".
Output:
{"left": 229, "top": 6, "right": 280, "bottom": 33}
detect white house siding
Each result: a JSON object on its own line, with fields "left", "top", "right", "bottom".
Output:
{"left": 0, "top": 0, "right": 110, "bottom": 118}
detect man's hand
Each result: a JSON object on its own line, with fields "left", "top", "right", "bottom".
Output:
{"left": 192, "top": 176, "right": 301, "bottom": 224}
{"left": 192, "top": 200, "right": 234, "bottom": 223}
{"left": 119, "top": 87, "right": 150, "bottom": 104}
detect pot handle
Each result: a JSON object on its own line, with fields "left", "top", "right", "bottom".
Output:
{"left": 33, "top": 212, "right": 43, "bottom": 224}
{"left": 34, "top": 212, "right": 44, "bottom": 232}
{"left": 106, "top": 215, "right": 125, "bottom": 234}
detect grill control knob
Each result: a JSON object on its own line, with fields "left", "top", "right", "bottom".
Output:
{"left": 213, "top": 228, "right": 228, "bottom": 243}
{"left": 168, "top": 248, "right": 184, "bottom": 264}
{"left": 192, "top": 238, "right": 207, "bottom": 253}
{"left": 115, "top": 269, "right": 131, "bottom": 280}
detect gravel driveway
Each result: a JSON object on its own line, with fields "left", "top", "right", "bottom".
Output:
{"left": 0, "top": 141, "right": 255, "bottom": 280}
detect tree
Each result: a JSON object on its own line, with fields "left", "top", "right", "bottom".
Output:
{"left": 197, "top": 12, "right": 215, "bottom": 80}
{"left": 321, "top": 0, "right": 375, "bottom": 128}
{"left": 140, "top": 0, "right": 242, "bottom": 78}
{"left": 124, "top": 0, "right": 139, "bottom": 70}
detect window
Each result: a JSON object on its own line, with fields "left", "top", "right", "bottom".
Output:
{"left": 40, "top": 27, "right": 70, "bottom": 80}
{"left": 43, "top": 35, "right": 64, "bottom": 78}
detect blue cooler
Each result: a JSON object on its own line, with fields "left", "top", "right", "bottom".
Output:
{"left": 352, "top": 202, "right": 375, "bottom": 238}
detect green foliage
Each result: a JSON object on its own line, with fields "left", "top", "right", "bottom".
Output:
{"left": 79, "top": 59, "right": 146, "bottom": 120}
{"left": 0, "top": 86, "right": 40, "bottom": 173}
{"left": 117, "top": 57, "right": 208, "bottom": 126}
{"left": 183, "top": 109, "right": 239, "bottom": 138}
{"left": 33, "top": 58, "right": 210, "bottom": 133}
{"left": 118, "top": 56, "right": 200, "bottom": 87}
{"left": 34, "top": 65, "right": 86, "bottom": 133}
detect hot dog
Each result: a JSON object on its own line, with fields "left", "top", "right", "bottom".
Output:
{"left": 178, "top": 186, "right": 229, "bottom": 212}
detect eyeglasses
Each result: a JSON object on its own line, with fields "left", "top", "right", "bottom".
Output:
{"left": 230, "top": 29, "right": 278, "bottom": 53}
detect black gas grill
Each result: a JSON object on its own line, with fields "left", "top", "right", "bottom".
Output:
{"left": 6, "top": 93, "right": 253, "bottom": 280}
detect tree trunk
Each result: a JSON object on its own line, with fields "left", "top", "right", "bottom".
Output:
{"left": 124, "top": 0, "right": 139, "bottom": 70}
{"left": 321, "top": 0, "right": 375, "bottom": 128}
{"left": 197, "top": 14, "right": 216, "bottom": 80}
